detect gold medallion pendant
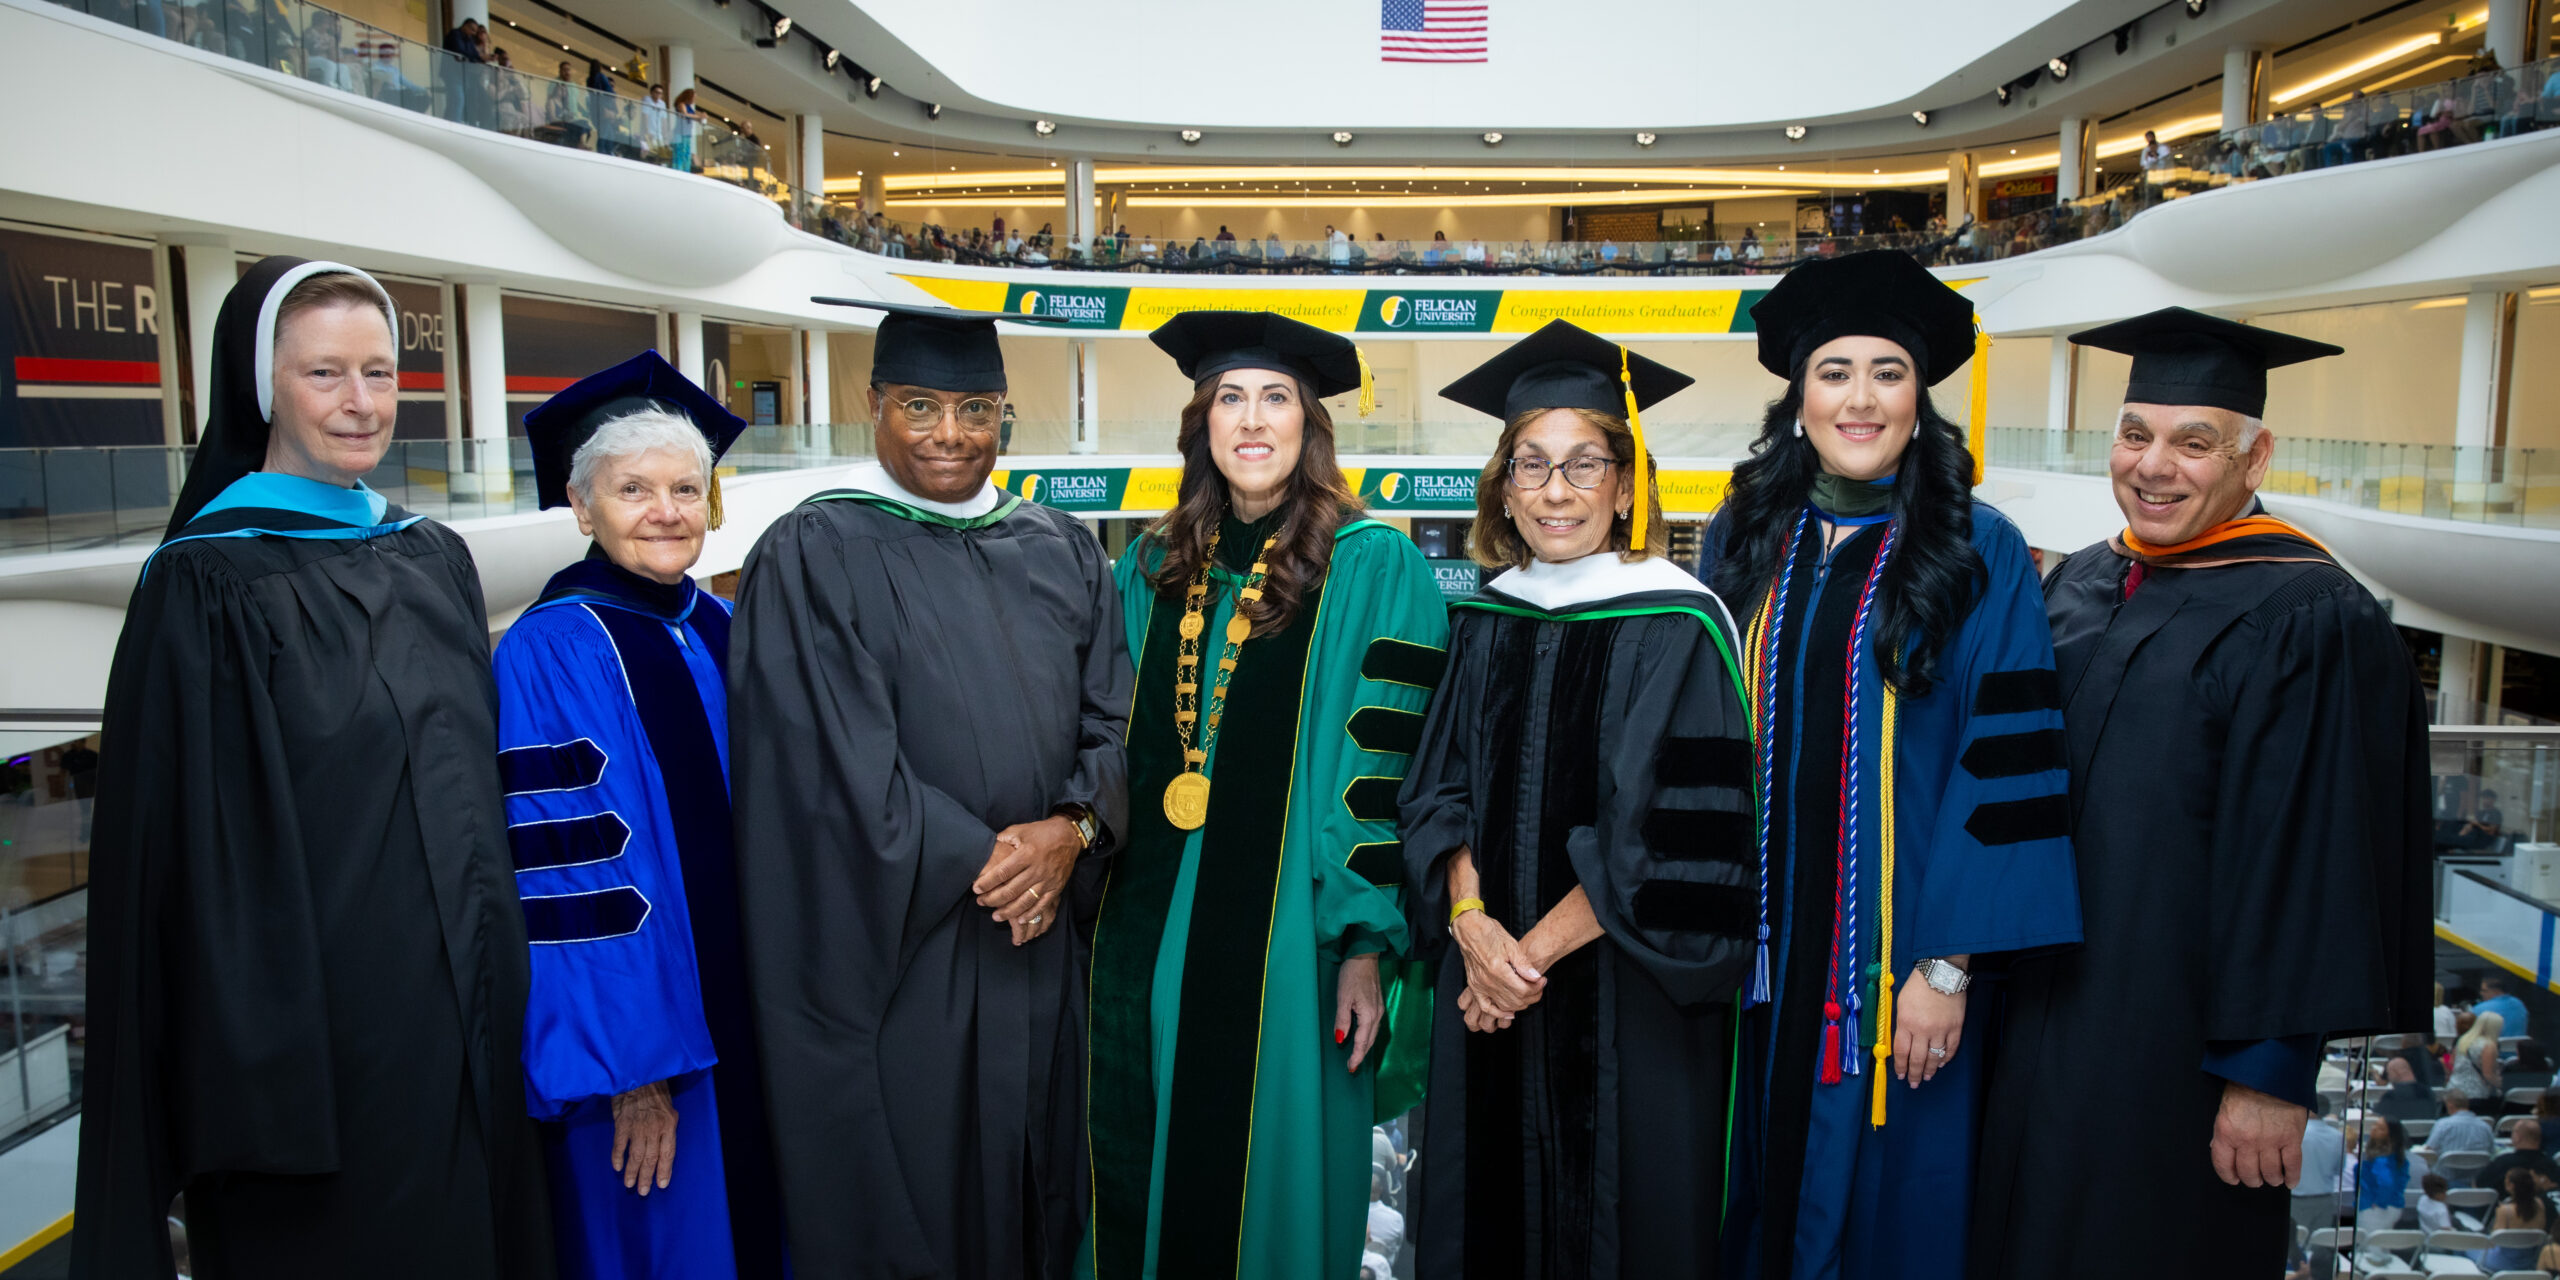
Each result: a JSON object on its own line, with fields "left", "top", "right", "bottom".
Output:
{"left": 1163, "top": 771, "right": 1211, "bottom": 830}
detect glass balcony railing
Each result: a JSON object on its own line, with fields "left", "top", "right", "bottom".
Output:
{"left": 1984, "top": 427, "right": 2560, "bottom": 530}
{"left": 0, "top": 426, "right": 864, "bottom": 556}
{"left": 44, "top": 0, "right": 864, "bottom": 240}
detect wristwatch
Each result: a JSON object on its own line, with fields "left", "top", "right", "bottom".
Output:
{"left": 1916, "top": 958, "right": 1972, "bottom": 996}
{"left": 1053, "top": 803, "right": 1101, "bottom": 852}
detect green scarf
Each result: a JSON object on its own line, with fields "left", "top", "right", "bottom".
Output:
{"left": 1809, "top": 472, "right": 1896, "bottom": 518}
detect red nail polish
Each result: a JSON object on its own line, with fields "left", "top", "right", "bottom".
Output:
{"left": 1336, "top": 1028, "right": 1347, "bottom": 1044}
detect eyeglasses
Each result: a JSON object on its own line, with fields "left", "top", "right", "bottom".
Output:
{"left": 1505, "top": 456, "right": 1617, "bottom": 490}
{"left": 889, "top": 396, "right": 1003, "bottom": 432}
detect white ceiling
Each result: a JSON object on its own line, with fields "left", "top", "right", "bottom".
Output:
{"left": 851, "top": 0, "right": 2086, "bottom": 130}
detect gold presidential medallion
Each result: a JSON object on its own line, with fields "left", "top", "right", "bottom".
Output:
{"left": 1163, "top": 771, "right": 1212, "bottom": 830}
{"left": 1163, "top": 522, "right": 1280, "bottom": 837}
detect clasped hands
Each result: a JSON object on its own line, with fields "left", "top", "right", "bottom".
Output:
{"left": 973, "top": 816, "right": 1081, "bottom": 946}
{"left": 1452, "top": 910, "right": 1547, "bottom": 1033}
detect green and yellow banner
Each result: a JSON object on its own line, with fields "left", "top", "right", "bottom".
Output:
{"left": 989, "top": 463, "right": 1730, "bottom": 517}
{"left": 896, "top": 274, "right": 1770, "bottom": 337}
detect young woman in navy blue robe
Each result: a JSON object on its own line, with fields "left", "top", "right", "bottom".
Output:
{"left": 494, "top": 353, "right": 784, "bottom": 1280}
{"left": 1696, "top": 253, "right": 2082, "bottom": 1280}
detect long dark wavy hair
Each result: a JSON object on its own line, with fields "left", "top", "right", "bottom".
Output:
{"left": 1707, "top": 378, "right": 1983, "bottom": 698}
{"left": 1143, "top": 375, "right": 1360, "bottom": 636}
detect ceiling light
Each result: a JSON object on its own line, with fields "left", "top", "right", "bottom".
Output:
{"left": 864, "top": 75, "right": 882, "bottom": 97}
{"left": 2048, "top": 54, "right": 2072, "bottom": 79}
{"left": 1333, "top": 131, "right": 1355, "bottom": 145}
{"left": 1482, "top": 131, "right": 1503, "bottom": 145}
{"left": 823, "top": 47, "right": 839, "bottom": 69}
{"left": 1033, "top": 119, "right": 1056, "bottom": 136}
{"left": 927, "top": 103, "right": 942, "bottom": 119}
{"left": 769, "top": 13, "right": 791, "bottom": 38}
{"left": 1784, "top": 125, "right": 1807, "bottom": 140}
{"left": 1180, "top": 128, "right": 1203, "bottom": 144}
{"left": 1634, "top": 131, "right": 1657, "bottom": 147}
{"left": 1911, "top": 109, "right": 1930, "bottom": 126}
{"left": 2184, "top": 0, "right": 2207, "bottom": 14}
{"left": 1996, "top": 84, "right": 2013, "bottom": 105}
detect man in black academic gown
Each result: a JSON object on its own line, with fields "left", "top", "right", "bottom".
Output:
{"left": 729, "top": 298, "right": 1127, "bottom": 1280}
{"left": 1971, "top": 308, "right": 2433, "bottom": 1280}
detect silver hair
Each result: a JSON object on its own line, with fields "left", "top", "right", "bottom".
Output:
{"left": 567, "top": 408, "right": 712, "bottom": 505}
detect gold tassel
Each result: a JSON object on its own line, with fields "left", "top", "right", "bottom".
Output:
{"left": 706, "top": 470, "right": 726, "bottom": 531}
{"left": 1871, "top": 683, "right": 1901, "bottom": 1128}
{"left": 1620, "top": 345, "right": 1650, "bottom": 553}
{"left": 1967, "top": 318, "right": 1992, "bottom": 489}
{"left": 1356, "top": 345, "right": 1379, "bottom": 419}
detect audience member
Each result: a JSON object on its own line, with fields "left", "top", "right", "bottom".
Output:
{"left": 2480, "top": 1118, "right": 2560, "bottom": 1198}
{"left": 2293, "top": 1107, "right": 2346, "bottom": 1270}
{"left": 442, "top": 16, "right": 485, "bottom": 62}
{"left": 2138, "top": 129, "right": 2171, "bottom": 169}
{"left": 2455, "top": 1012, "right": 2509, "bottom": 1101}
{"left": 2487, "top": 1169, "right": 2558, "bottom": 1271}
{"left": 2377, "top": 1056, "right": 2437, "bottom": 1123}
{"left": 1365, "top": 1168, "right": 1404, "bottom": 1261}
{"left": 2512, "top": 1040, "right": 2555, "bottom": 1092}
{"left": 2355, "top": 1115, "right": 2421, "bottom": 1239}
{"left": 2436, "top": 1091, "right": 2498, "bottom": 1161}
{"left": 2416, "top": 1173, "right": 2454, "bottom": 1232}
{"left": 2478, "top": 976, "right": 2528, "bottom": 1036}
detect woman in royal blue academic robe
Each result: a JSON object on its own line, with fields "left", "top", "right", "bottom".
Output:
{"left": 1696, "top": 252, "right": 2082, "bottom": 1280}
{"left": 494, "top": 353, "right": 785, "bottom": 1280}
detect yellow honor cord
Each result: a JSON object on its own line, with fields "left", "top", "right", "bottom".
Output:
{"left": 706, "top": 471, "right": 726, "bottom": 531}
{"left": 1356, "top": 345, "right": 1379, "bottom": 419}
{"left": 1966, "top": 318, "right": 1992, "bottom": 489}
{"left": 1870, "top": 682, "right": 1900, "bottom": 1128}
{"left": 1620, "top": 345, "right": 1650, "bottom": 552}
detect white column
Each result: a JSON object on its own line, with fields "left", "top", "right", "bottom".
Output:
{"left": 459, "top": 281, "right": 510, "bottom": 497}
{"left": 1065, "top": 157, "right": 1097, "bottom": 250}
{"left": 801, "top": 328, "right": 833, "bottom": 455}
{"left": 2488, "top": 644, "right": 2509, "bottom": 722}
{"left": 438, "top": 279, "right": 464, "bottom": 453}
{"left": 670, "top": 311, "right": 706, "bottom": 386}
{"left": 2057, "top": 117, "right": 2091, "bottom": 201}
{"left": 861, "top": 170, "right": 887, "bottom": 219}
{"left": 660, "top": 43, "right": 694, "bottom": 97}
{"left": 177, "top": 235, "right": 232, "bottom": 435}
{"left": 1069, "top": 337, "right": 1100, "bottom": 455}
{"left": 149, "top": 238, "right": 184, "bottom": 447}
{"left": 2048, "top": 331, "right": 2078, "bottom": 434}
{"left": 2487, "top": 0, "right": 2532, "bottom": 73}
{"left": 2454, "top": 288, "right": 2514, "bottom": 492}
{"left": 1944, "top": 152, "right": 1976, "bottom": 226}
{"left": 2440, "top": 636, "right": 2482, "bottom": 723}
{"left": 796, "top": 111, "right": 824, "bottom": 196}
{"left": 2222, "top": 46, "right": 2267, "bottom": 133}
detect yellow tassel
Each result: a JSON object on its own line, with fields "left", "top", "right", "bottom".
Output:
{"left": 1967, "top": 318, "right": 1992, "bottom": 489}
{"left": 1356, "top": 346, "right": 1379, "bottom": 419}
{"left": 1620, "top": 345, "right": 1650, "bottom": 553}
{"left": 1871, "top": 683, "right": 1900, "bottom": 1128}
{"left": 706, "top": 470, "right": 726, "bottom": 531}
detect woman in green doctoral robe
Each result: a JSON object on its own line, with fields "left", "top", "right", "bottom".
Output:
{"left": 1082, "top": 310, "right": 1449, "bottom": 1280}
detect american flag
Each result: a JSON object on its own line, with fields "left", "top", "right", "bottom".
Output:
{"left": 1381, "top": 0, "right": 1487, "bottom": 63}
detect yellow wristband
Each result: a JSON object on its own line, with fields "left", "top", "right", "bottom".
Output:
{"left": 1449, "top": 897, "right": 1486, "bottom": 926}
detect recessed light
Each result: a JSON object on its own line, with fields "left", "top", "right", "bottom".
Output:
{"left": 1032, "top": 120, "right": 1056, "bottom": 136}
{"left": 1634, "top": 131, "right": 1658, "bottom": 146}
{"left": 1785, "top": 125, "right": 1808, "bottom": 140}
{"left": 1332, "top": 131, "right": 1355, "bottom": 145}
{"left": 1912, "top": 109, "right": 1930, "bottom": 126}
{"left": 1180, "top": 128, "right": 1203, "bottom": 144}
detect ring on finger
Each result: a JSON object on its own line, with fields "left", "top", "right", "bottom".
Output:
{"left": 1928, "top": 1045, "right": 1947, "bottom": 1058}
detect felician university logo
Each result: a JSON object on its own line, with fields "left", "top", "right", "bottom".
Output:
{"left": 1376, "top": 472, "right": 1407, "bottom": 501}
{"left": 1376, "top": 296, "right": 1411, "bottom": 328}
{"left": 1018, "top": 291, "right": 1043, "bottom": 315}
{"left": 1018, "top": 474, "right": 1043, "bottom": 502}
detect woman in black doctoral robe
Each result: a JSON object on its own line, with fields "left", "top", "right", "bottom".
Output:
{"left": 71, "top": 256, "right": 552, "bottom": 1280}
{"left": 1398, "top": 322, "right": 1756, "bottom": 1280}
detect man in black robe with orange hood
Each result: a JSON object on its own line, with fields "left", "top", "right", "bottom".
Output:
{"left": 1972, "top": 308, "right": 2433, "bottom": 1279}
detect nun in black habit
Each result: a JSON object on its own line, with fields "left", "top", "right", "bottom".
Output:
{"left": 71, "top": 256, "right": 552, "bottom": 1280}
{"left": 729, "top": 298, "right": 1126, "bottom": 1280}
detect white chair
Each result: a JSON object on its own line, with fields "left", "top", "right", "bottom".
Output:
{"left": 2370, "top": 1229, "right": 2430, "bottom": 1252}
{"left": 2431, "top": 1230, "right": 2496, "bottom": 1252}
{"left": 2412, "top": 1118, "right": 2440, "bottom": 1140}
{"left": 2488, "top": 1228, "right": 2551, "bottom": 1253}
{"left": 2308, "top": 1227, "right": 2345, "bottom": 1252}
{"left": 2451, "top": 1188, "right": 2504, "bottom": 1210}
{"left": 2502, "top": 1115, "right": 2533, "bottom": 1136}
{"left": 2374, "top": 1032, "right": 2422, "bottom": 1052}
{"left": 2485, "top": 1272, "right": 2548, "bottom": 1280}
{"left": 2509, "top": 1087, "right": 2546, "bottom": 1108}
{"left": 2442, "top": 1151, "right": 2497, "bottom": 1182}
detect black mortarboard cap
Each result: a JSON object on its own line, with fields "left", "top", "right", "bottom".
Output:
{"left": 1435, "top": 319, "right": 1694, "bottom": 420}
{"left": 1749, "top": 249, "right": 1977, "bottom": 386}
{"left": 2069, "top": 306, "right": 2343, "bottom": 418}
{"left": 811, "top": 296, "right": 1071, "bottom": 393}
{"left": 522, "top": 350, "right": 746, "bottom": 510}
{"left": 1150, "top": 310, "right": 1368, "bottom": 400}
